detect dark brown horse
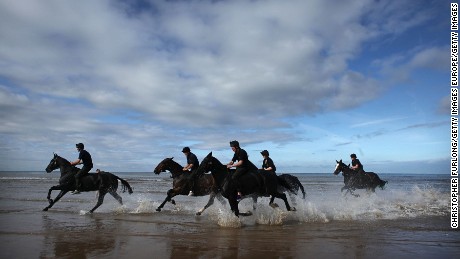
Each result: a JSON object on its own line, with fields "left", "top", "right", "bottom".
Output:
{"left": 195, "top": 152, "right": 296, "bottom": 217}
{"left": 333, "top": 159, "right": 387, "bottom": 197}
{"left": 153, "top": 157, "right": 227, "bottom": 215}
{"left": 44, "top": 154, "right": 133, "bottom": 212}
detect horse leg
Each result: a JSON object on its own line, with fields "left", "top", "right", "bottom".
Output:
{"left": 90, "top": 191, "right": 107, "bottom": 213}
{"left": 229, "top": 197, "right": 239, "bottom": 217}
{"left": 46, "top": 185, "right": 63, "bottom": 204}
{"left": 156, "top": 194, "right": 172, "bottom": 212}
{"left": 109, "top": 190, "right": 123, "bottom": 205}
{"left": 156, "top": 189, "right": 176, "bottom": 212}
{"left": 350, "top": 189, "right": 360, "bottom": 197}
{"left": 197, "top": 192, "right": 216, "bottom": 216}
{"left": 216, "top": 193, "right": 227, "bottom": 206}
{"left": 252, "top": 195, "right": 257, "bottom": 210}
{"left": 271, "top": 192, "right": 293, "bottom": 211}
{"left": 43, "top": 189, "right": 68, "bottom": 211}
{"left": 269, "top": 195, "right": 279, "bottom": 208}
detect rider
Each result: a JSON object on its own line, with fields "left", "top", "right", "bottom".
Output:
{"left": 259, "top": 150, "right": 276, "bottom": 174}
{"left": 182, "top": 147, "right": 200, "bottom": 196}
{"left": 70, "top": 143, "right": 93, "bottom": 194}
{"left": 350, "top": 153, "right": 365, "bottom": 174}
{"left": 227, "top": 140, "right": 258, "bottom": 201}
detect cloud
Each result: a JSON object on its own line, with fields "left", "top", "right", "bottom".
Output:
{"left": 396, "top": 121, "right": 448, "bottom": 131}
{"left": 373, "top": 46, "right": 449, "bottom": 82}
{"left": 437, "top": 96, "right": 451, "bottom": 115}
{"left": 0, "top": 0, "right": 447, "bottom": 171}
{"left": 0, "top": 0, "right": 395, "bottom": 129}
{"left": 351, "top": 117, "right": 407, "bottom": 128}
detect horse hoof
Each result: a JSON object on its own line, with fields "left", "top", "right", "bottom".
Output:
{"left": 156, "top": 208, "right": 161, "bottom": 212}
{"left": 196, "top": 211, "right": 202, "bottom": 216}
{"left": 291, "top": 207, "right": 297, "bottom": 211}
{"left": 269, "top": 203, "right": 279, "bottom": 208}
{"left": 43, "top": 207, "right": 49, "bottom": 211}
{"left": 171, "top": 200, "right": 176, "bottom": 205}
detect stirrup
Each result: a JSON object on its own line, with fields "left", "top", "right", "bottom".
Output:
{"left": 188, "top": 191, "right": 194, "bottom": 196}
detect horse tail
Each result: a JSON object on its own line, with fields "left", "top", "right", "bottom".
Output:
{"left": 117, "top": 176, "right": 133, "bottom": 194}
{"left": 278, "top": 174, "right": 306, "bottom": 199}
{"left": 367, "top": 172, "right": 387, "bottom": 190}
{"left": 276, "top": 175, "right": 296, "bottom": 194}
{"left": 379, "top": 180, "right": 387, "bottom": 189}
{"left": 298, "top": 179, "right": 306, "bottom": 199}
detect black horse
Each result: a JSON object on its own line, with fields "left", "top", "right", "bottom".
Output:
{"left": 153, "top": 157, "right": 227, "bottom": 215}
{"left": 44, "top": 154, "right": 133, "bottom": 212}
{"left": 195, "top": 152, "right": 296, "bottom": 217}
{"left": 333, "top": 159, "right": 387, "bottom": 197}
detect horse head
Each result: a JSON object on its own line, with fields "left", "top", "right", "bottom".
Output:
{"left": 45, "top": 153, "right": 60, "bottom": 173}
{"left": 197, "top": 152, "right": 223, "bottom": 175}
{"left": 196, "top": 152, "right": 230, "bottom": 186}
{"left": 333, "top": 159, "right": 346, "bottom": 175}
{"left": 153, "top": 157, "right": 175, "bottom": 175}
{"left": 197, "top": 152, "right": 213, "bottom": 173}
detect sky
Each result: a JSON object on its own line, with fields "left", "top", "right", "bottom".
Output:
{"left": 0, "top": 0, "right": 450, "bottom": 174}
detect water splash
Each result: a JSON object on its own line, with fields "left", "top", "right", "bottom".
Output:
{"left": 132, "top": 200, "right": 154, "bottom": 214}
{"left": 216, "top": 208, "right": 242, "bottom": 228}
{"left": 101, "top": 182, "right": 449, "bottom": 225}
{"left": 255, "top": 207, "right": 287, "bottom": 225}
{"left": 79, "top": 210, "right": 89, "bottom": 215}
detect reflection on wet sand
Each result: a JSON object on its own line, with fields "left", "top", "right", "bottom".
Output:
{"left": 2, "top": 212, "right": 456, "bottom": 259}
{"left": 39, "top": 214, "right": 123, "bottom": 259}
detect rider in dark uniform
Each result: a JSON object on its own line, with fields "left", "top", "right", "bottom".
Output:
{"left": 70, "top": 143, "right": 93, "bottom": 194}
{"left": 182, "top": 147, "right": 200, "bottom": 196}
{"left": 350, "top": 153, "right": 364, "bottom": 174}
{"left": 227, "top": 140, "right": 257, "bottom": 200}
{"left": 259, "top": 150, "right": 276, "bottom": 174}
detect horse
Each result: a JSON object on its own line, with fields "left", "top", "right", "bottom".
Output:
{"left": 153, "top": 157, "right": 227, "bottom": 215}
{"left": 44, "top": 153, "right": 133, "bottom": 212}
{"left": 195, "top": 152, "right": 296, "bottom": 217}
{"left": 333, "top": 159, "right": 387, "bottom": 197}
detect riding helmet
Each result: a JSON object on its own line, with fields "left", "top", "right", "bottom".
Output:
{"left": 229, "top": 140, "right": 240, "bottom": 148}
{"left": 350, "top": 153, "right": 357, "bottom": 158}
{"left": 76, "top": 143, "right": 84, "bottom": 149}
{"left": 182, "top": 147, "right": 191, "bottom": 153}
{"left": 260, "top": 150, "right": 269, "bottom": 156}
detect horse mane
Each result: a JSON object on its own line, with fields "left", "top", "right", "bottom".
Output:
{"left": 210, "top": 155, "right": 225, "bottom": 169}
{"left": 167, "top": 157, "right": 182, "bottom": 170}
{"left": 159, "top": 157, "right": 184, "bottom": 178}
{"left": 56, "top": 154, "right": 70, "bottom": 164}
{"left": 57, "top": 154, "right": 81, "bottom": 172}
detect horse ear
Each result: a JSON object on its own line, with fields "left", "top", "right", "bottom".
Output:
{"left": 336, "top": 160, "right": 339, "bottom": 163}
{"left": 54, "top": 153, "right": 57, "bottom": 157}
{"left": 207, "top": 152, "right": 212, "bottom": 157}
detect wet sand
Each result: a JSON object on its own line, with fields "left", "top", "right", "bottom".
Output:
{"left": 0, "top": 211, "right": 458, "bottom": 259}
{"left": 0, "top": 172, "right": 458, "bottom": 258}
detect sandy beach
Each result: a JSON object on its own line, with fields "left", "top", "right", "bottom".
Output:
{"left": 0, "top": 172, "right": 458, "bottom": 258}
